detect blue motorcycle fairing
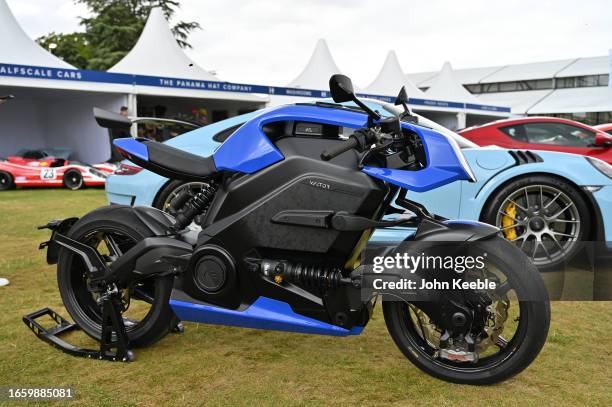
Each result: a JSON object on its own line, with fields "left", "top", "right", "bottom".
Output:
{"left": 362, "top": 124, "right": 474, "bottom": 192}
{"left": 170, "top": 296, "right": 364, "bottom": 336}
{"left": 212, "top": 104, "right": 473, "bottom": 192}
{"left": 113, "top": 138, "right": 149, "bottom": 161}
{"left": 212, "top": 104, "right": 369, "bottom": 173}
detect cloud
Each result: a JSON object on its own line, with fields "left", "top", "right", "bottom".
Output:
{"left": 7, "top": 0, "right": 612, "bottom": 87}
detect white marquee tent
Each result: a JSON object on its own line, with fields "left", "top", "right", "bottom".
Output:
{"left": 528, "top": 86, "right": 612, "bottom": 115}
{"left": 407, "top": 55, "right": 611, "bottom": 117}
{"left": 110, "top": 8, "right": 216, "bottom": 81}
{"left": 0, "top": 0, "right": 73, "bottom": 69}
{"left": 109, "top": 8, "right": 266, "bottom": 106}
{"left": 0, "top": 4, "right": 266, "bottom": 162}
{"left": 424, "top": 62, "right": 502, "bottom": 128}
{"left": 0, "top": 1, "right": 511, "bottom": 163}
{"left": 273, "top": 46, "right": 510, "bottom": 127}
{"left": 268, "top": 39, "right": 342, "bottom": 106}
{"left": 0, "top": 0, "right": 127, "bottom": 163}
{"left": 425, "top": 62, "right": 482, "bottom": 106}
{"left": 288, "top": 39, "right": 342, "bottom": 90}
{"left": 364, "top": 51, "right": 425, "bottom": 98}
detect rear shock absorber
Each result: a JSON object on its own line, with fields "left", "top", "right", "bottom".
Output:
{"left": 256, "top": 259, "right": 351, "bottom": 289}
{"left": 170, "top": 182, "right": 217, "bottom": 233}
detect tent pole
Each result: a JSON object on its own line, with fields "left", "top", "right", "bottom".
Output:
{"left": 456, "top": 111, "right": 466, "bottom": 130}
{"left": 128, "top": 93, "right": 138, "bottom": 137}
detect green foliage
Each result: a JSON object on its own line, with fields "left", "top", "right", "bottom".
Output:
{"left": 35, "top": 0, "right": 200, "bottom": 70}
{"left": 36, "top": 32, "right": 92, "bottom": 69}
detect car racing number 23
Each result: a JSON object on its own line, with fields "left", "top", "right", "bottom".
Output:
{"left": 40, "top": 168, "right": 57, "bottom": 180}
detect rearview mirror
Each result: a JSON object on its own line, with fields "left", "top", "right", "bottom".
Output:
{"left": 93, "top": 107, "right": 132, "bottom": 130}
{"left": 594, "top": 132, "right": 612, "bottom": 148}
{"left": 329, "top": 74, "right": 355, "bottom": 103}
{"left": 328, "top": 74, "right": 381, "bottom": 123}
{"left": 394, "top": 86, "right": 408, "bottom": 106}
{"left": 393, "top": 86, "right": 417, "bottom": 123}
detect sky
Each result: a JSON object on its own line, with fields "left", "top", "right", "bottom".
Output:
{"left": 6, "top": 0, "right": 612, "bottom": 87}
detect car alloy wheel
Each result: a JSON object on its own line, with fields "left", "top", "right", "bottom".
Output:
{"left": 0, "top": 171, "right": 14, "bottom": 190}
{"left": 63, "top": 170, "right": 83, "bottom": 190}
{"left": 495, "top": 185, "right": 580, "bottom": 267}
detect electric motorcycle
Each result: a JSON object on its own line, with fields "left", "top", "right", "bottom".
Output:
{"left": 27, "top": 75, "right": 550, "bottom": 385}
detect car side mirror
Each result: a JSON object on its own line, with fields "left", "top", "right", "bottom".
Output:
{"left": 329, "top": 74, "right": 355, "bottom": 103}
{"left": 93, "top": 107, "right": 132, "bottom": 130}
{"left": 593, "top": 133, "right": 612, "bottom": 148}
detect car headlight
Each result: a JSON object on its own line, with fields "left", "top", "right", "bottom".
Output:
{"left": 586, "top": 156, "right": 612, "bottom": 179}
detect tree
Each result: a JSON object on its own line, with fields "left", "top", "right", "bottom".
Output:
{"left": 36, "top": 32, "right": 91, "bottom": 69}
{"left": 36, "top": 0, "right": 200, "bottom": 70}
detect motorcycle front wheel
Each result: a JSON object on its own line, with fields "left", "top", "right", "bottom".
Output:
{"left": 383, "top": 237, "right": 550, "bottom": 384}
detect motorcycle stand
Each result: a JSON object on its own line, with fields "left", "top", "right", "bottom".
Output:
{"left": 23, "top": 291, "right": 135, "bottom": 362}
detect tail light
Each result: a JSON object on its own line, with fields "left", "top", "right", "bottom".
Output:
{"left": 114, "top": 163, "right": 143, "bottom": 176}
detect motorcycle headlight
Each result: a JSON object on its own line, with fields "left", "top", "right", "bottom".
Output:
{"left": 586, "top": 156, "right": 612, "bottom": 179}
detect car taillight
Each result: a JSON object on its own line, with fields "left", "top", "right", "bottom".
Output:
{"left": 114, "top": 163, "right": 143, "bottom": 176}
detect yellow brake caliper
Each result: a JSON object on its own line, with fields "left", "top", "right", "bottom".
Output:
{"left": 501, "top": 203, "right": 517, "bottom": 240}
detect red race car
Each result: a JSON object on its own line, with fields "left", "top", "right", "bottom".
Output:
{"left": 6, "top": 148, "right": 117, "bottom": 174}
{"left": 0, "top": 157, "right": 108, "bottom": 191}
{"left": 460, "top": 117, "right": 612, "bottom": 164}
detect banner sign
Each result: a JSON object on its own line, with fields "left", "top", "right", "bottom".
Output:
{"left": 0, "top": 63, "right": 510, "bottom": 113}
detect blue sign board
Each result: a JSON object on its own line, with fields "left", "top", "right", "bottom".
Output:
{"left": 0, "top": 63, "right": 510, "bottom": 113}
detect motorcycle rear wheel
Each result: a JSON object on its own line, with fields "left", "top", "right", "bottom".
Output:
{"left": 383, "top": 237, "right": 550, "bottom": 384}
{"left": 57, "top": 207, "right": 176, "bottom": 347}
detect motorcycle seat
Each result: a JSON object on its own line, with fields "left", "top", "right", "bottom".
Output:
{"left": 114, "top": 138, "right": 217, "bottom": 181}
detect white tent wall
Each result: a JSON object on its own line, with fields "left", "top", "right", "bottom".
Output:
{"left": 44, "top": 93, "right": 127, "bottom": 163}
{"left": 0, "top": 97, "right": 46, "bottom": 155}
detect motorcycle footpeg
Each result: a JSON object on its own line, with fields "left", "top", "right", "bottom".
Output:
{"left": 23, "top": 299, "right": 135, "bottom": 363}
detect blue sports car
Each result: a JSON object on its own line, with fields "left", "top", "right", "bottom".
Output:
{"left": 104, "top": 99, "right": 612, "bottom": 270}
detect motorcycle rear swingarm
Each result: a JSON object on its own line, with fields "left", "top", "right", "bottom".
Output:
{"left": 23, "top": 220, "right": 136, "bottom": 362}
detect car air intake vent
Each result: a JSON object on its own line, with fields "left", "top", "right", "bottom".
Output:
{"left": 509, "top": 150, "right": 543, "bottom": 165}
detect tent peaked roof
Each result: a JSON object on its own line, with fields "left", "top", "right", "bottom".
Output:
{"left": 288, "top": 39, "right": 341, "bottom": 89}
{"left": 109, "top": 8, "right": 216, "bottom": 80}
{"left": 364, "top": 51, "right": 425, "bottom": 98}
{"left": 425, "top": 62, "right": 481, "bottom": 104}
{"left": 0, "top": 0, "right": 74, "bottom": 68}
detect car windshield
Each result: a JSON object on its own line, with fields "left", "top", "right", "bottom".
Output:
{"left": 306, "top": 99, "right": 479, "bottom": 149}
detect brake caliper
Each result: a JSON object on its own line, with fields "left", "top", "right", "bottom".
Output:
{"left": 501, "top": 203, "right": 517, "bottom": 240}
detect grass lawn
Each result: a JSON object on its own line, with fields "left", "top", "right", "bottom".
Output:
{"left": 0, "top": 189, "right": 610, "bottom": 406}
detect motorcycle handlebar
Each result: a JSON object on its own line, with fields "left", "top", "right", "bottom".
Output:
{"left": 320, "top": 137, "right": 360, "bottom": 161}
{"left": 321, "top": 129, "right": 379, "bottom": 161}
